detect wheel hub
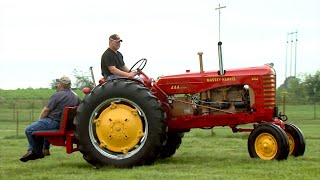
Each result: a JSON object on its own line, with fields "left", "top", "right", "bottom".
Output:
{"left": 94, "top": 102, "right": 144, "bottom": 153}
{"left": 286, "top": 133, "right": 295, "bottom": 155}
{"left": 255, "top": 133, "right": 278, "bottom": 160}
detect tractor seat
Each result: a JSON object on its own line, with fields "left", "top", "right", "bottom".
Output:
{"left": 33, "top": 106, "right": 77, "bottom": 136}
{"left": 33, "top": 106, "right": 78, "bottom": 153}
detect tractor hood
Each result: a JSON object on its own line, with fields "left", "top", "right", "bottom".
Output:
{"left": 154, "top": 65, "right": 275, "bottom": 95}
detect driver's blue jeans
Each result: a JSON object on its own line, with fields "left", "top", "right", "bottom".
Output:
{"left": 106, "top": 75, "right": 142, "bottom": 82}
{"left": 25, "top": 118, "right": 59, "bottom": 154}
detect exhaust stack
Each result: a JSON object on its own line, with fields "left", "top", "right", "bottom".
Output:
{"left": 215, "top": 4, "right": 226, "bottom": 76}
{"left": 218, "top": 41, "right": 224, "bottom": 75}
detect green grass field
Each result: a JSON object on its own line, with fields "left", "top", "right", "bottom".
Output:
{"left": 0, "top": 105, "right": 319, "bottom": 180}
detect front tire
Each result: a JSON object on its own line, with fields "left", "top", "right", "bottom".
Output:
{"left": 74, "top": 80, "right": 167, "bottom": 168}
{"left": 285, "top": 123, "right": 305, "bottom": 156}
{"left": 248, "top": 123, "right": 289, "bottom": 160}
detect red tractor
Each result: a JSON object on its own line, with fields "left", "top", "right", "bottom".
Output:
{"left": 34, "top": 50, "right": 305, "bottom": 168}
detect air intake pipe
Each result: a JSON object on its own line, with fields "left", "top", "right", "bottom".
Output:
{"left": 198, "top": 52, "right": 204, "bottom": 73}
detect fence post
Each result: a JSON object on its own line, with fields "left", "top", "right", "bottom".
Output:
{"left": 16, "top": 111, "right": 19, "bottom": 137}
{"left": 282, "top": 92, "right": 287, "bottom": 114}
{"left": 12, "top": 103, "right": 16, "bottom": 122}
{"left": 313, "top": 88, "right": 317, "bottom": 120}
{"left": 30, "top": 111, "right": 32, "bottom": 124}
{"left": 31, "top": 100, "right": 34, "bottom": 122}
{"left": 314, "top": 102, "right": 317, "bottom": 120}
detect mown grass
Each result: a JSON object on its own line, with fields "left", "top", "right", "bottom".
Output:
{"left": 0, "top": 106, "right": 319, "bottom": 180}
{"left": 278, "top": 104, "right": 319, "bottom": 121}
{"left": 0, "top": 89, "right": 85, "bottom": 100}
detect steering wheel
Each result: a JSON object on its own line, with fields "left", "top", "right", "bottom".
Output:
{"left": 129, "top": 58, "right": 147, "bottom": 72}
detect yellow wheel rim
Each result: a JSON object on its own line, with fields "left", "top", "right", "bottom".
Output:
{"left": 94, "top": 102, "right": 144, "bottom": 153}
{"left": 255, "top": 133, "right": 278, "bottom": 160}
{"left": 286, "top": 133, "right": 295, "bottom": 155}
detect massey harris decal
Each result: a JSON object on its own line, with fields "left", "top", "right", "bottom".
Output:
{"left": 206, "top": 77, "right": 236, "bottom": 82}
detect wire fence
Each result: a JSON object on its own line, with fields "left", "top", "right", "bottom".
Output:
{"left": 0, "top": 100, "right": 47, "bottom": 137}
{"left": 0, "top": 100, "right": 318, "bottom": 137}
{"left": 0, "top": 100, "right": 46, "bottom": 122}
{"left": 0, "top": 100, "right": 318, "bottom": 122}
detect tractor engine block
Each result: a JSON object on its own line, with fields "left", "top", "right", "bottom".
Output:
{"left": 204, "top": 85, "right": 249, "bottom": 114}
{"left": 170, "top": 85, "right": 250, "bottom": 116}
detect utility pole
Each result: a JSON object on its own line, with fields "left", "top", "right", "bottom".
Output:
{"left": 286, "top": 31, "right": 298, "bottom": 77}
{"left": 285, "top": 33, "right": 288, "bottom": 79}
{"left": 290, "top": 33, "right": 293, "bottom": 77}
{"left": 294, "top": 31, "right": 298, "bottom": 77}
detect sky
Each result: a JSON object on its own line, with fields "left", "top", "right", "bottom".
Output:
{"left": 0, "top": 0, "right": 319, "bottom": 90}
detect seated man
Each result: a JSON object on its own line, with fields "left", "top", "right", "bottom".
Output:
{"left": 101, "top": 34, "right": 139, "bottom": 81}
{"left": 20, "top": 76, "right": 80, "bottom": 162}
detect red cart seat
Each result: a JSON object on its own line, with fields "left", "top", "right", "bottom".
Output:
{"left": 33, "top": 106, "right": 78, "bottom": 153}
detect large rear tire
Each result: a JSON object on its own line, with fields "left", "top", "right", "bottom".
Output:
{"left": 74, "top": 80, "right": 167, "bottom": 168}
{"left": 248, "top": 123, "right": 289, "bottom": 160}
{"left": 285, "top": 123, "right": 305, "bottom": 156}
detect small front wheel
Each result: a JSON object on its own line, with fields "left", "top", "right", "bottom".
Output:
{"left": 285, "top": 123, "right": 305, "bottom": 156}
{"left": 248, "top": 123, "right": 289, "bottom": 160}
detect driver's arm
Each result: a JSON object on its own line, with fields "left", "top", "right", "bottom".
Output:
{"left": 122, "top": 65, "right": 130, "bottom": 73}
{"left": 108, "top": 66, "right": 136, "bottom": 78}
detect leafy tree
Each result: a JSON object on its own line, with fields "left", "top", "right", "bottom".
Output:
{"left": 287, "top": 77, "right": 307, "bottom": 104}
{"left": 49, "top": 79, "right": 58, "bottom": 90}
{"left": 72, "top": 69, "right": 94, "bottom": 89}
{"left": 48, "top": 69, "right": 94, "bottom": 90}
{"left": 302, "top": 70, "right": 320, "bottom": 103}
{"left": 277, "top": 70, "right": 320, "bottom": 105}
{"left": 277, "top": 76, "right": 307, "bottom": 105}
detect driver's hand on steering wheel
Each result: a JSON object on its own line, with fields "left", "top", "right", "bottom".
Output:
{"left": 128, "top": 71, "right": 138, "bottom": 79}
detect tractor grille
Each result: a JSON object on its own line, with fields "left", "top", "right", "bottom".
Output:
{"left": 263, "top": 74, "right": 276, "bottom": 109}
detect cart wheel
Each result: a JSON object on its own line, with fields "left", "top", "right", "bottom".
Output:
{"left": 248, "top": 123, "right": 289, "bottom": 160}
{"left": 285, "top": 123, "right": 305, "bottom": 156}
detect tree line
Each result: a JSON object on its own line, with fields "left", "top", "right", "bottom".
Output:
{"left": 49, "top": 69, "right": 95, "bottom": 90}
{"left": 50, "top": 69, "right": 319, "bottom": 105}
{"left": 276, "top": 70, "right": 320, "bottom": 104}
